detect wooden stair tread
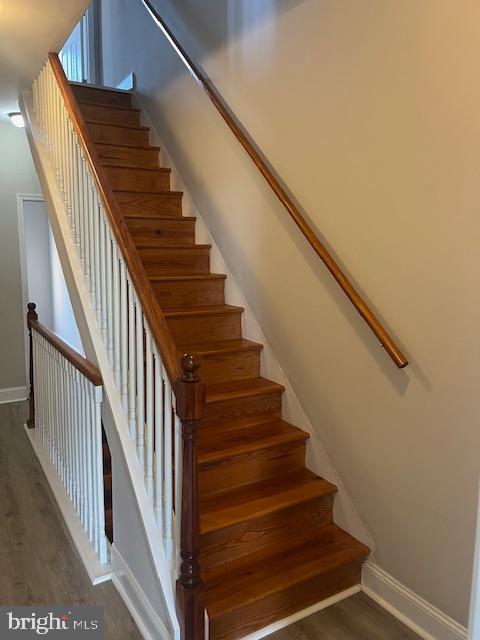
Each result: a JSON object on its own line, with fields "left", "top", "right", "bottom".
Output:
{"left": 200, "top": 469, "right": 336, "bottom": 534}
{"left": 204, "top": 524, "right": 368, "bottom": 617}
{"left": 85, "top": 118, "right": 149, "bottom": 131}
{"left": 164, "top": 304, "right": 242, "bottom": 318}
{"left": 198, "top": 419, "right": 308, "bottom": 463}
{"left": 77, "top": 100, "right": 140, "bottom": 113}
{"left": 113, "top": 189, "right": 182, "bottom": 196}
{"left": 206, "top": 377, "right": 284, "bottom": 404}
{"left": 94, "top": 140, "right": 161, "bottom": 151}
{"left": 177, "top": 338, "right": 261, "bottom": 357}
{"left": 125, "top": 214, "right": 196, "bottom": 221}
{"left": 103, "top": 162, "right": 170, "bottom": 174}
{"left": 149, "top": 273, "right": 226, "bottom": 282}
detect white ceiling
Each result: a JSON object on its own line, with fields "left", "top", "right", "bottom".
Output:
{"left": 0, "top": 0, "right": 90, "bottom": 121}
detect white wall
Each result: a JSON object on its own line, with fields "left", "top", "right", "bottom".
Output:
{"left": 100, "top": 0, "right": 480, "bottom": 626}
{"left": 22, "top": 198, "right": 83, "bottom": 353}
{"left": 49, "top": 227, "right": 83, "bottom": 353}
{"left": 24, "top": 199, "right": 54, "bottom": 330}
{"left": 0, "top": 123, "right": 40, "bottom": 390}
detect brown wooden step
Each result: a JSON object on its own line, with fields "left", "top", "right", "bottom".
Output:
{"left": 165, "top": 305, "right": 243, "bottom": 344}
{"left": 138, "top": 245, "right": 211, "bottom": 276}
{"left": 199, "top": 419, "right": 308, "bottom": 495}
{"left": 95, "top": 142, "right": 160, "bottom": 168}
{"left": 86, "top": 120, "right": 149, "bottom": 146}
{"left": 78, "top": 101, "right": 141, "bottom": 126}
{"left": 70, "top": 83, "right": 131, "bottom": 108}
{"left": 177, "top": 338, "right": 261, "bottom": 385}
{"left": 103, "top": 164, "right": 170, "bottom": 192}
{"left": 114, "top": 190, "right": 183, "bottom": 217}
{"left": 200, "top": 470, "right": 337, "bottom": 569}
{"left": 204, "top": 377, "right": 284, "bottom": 425}
{"left": 150, "top": 274, "right": 226, "bottom": 309}
{"left": 125, "top": 216, "right": 195, "bottom": 246}
{"left": 204, "top": 524, "right": 368, "bottom": 640}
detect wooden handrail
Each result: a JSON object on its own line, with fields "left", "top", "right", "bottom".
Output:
{"left": 27, "top": 303, "right": 102, "bottom": 386}
{"left": 48, "top": 53, "right": 181, "bottom": 384}
{"left": 139, "top": 0, "right": 408, "bottom": 369}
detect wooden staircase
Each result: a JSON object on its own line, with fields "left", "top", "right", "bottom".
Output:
{"left": 72, "top": 83, "right": 369, "bottom": 640}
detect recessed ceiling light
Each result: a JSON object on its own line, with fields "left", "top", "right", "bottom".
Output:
{"left": 8, "top": 112, "right": 25, "bottom": 128}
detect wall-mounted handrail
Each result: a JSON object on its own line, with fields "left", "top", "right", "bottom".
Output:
{"left": 48, "top": 52, "right": 181, "bottom": 384}
{"left": 139, "top": 0, "right": 408, "bottom": 369}
{"left": 28, "top": 303, "right": 102, "bottom": 386}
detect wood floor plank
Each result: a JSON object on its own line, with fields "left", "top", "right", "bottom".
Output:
{"left": 266, "top": 592, "right": 421, "bottom": 640}
{"left": 0, "top": 402, "right": 141, "bottom": 640}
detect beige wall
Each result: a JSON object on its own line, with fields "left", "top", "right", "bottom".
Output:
{"left": 101, "top": 0, "right": 480, "bottom": 624}
{"left": 0, "top": 122, "right": 40, "bottom": 389}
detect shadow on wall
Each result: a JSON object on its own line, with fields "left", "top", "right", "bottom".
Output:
{"left": 148, "top": 0, "right": 308, "bottom": 65}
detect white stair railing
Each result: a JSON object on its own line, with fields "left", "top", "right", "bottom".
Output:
{"left": 29, "top": 312, "right": 108, "bottom": 565}
{"left": 31, "top": 57, "right": 181, "bottom": 571}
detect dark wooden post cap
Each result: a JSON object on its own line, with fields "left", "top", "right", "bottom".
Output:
{"left": 180, "top": 353, "right": 201, "bottom": 383}
{"left": 27, "top": 302, "right": 38, "bottom": 323}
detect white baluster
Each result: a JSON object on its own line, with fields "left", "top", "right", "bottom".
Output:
{"left": 145, "top": 327, "right": 154, "bottom": 498}
{"left": 120, "top": 260, "right": 128, "bottom": 412}
{"left": 128, "top": 280, "right": 136, "bottom": 438}
{"left": 154, "top": 350, "right": 164, "bottom": 528}
{"left": 84, "top": 377, "right": 94, "bottom": 542}
{"left": 106, "top": 229, "right": 114, "bottom": 365}
{"left": 112, "top": 241, "right": 121, "bottom": 389}
{"left": 135, "top": 296, "right": 145, "bottom": 465}
{"left": 93, "top": 385, "right": 108, "bottom": 564}
{"left": 99, "top": 212, "right": 108, "bottom": 344}
{"left": 164, "top": 375, "right": 173, "bottom": 560}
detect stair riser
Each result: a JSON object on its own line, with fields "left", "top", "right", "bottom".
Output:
{"left": 199, "top": 349, "right": 261, "bottom": 385}
{"left": 126, "top": 218, "right": 195, "bottom": 246}
{"left": 152, "top": 278, "right": 225, "bottom": 309}
{"left": 139, "top": 247, "right": 210, "bottom": 276}
{"left": 200, "top": 495, "right": 334, "bottom": 570}
{"left": 72, "top": 85, "right": 131, "bottom": 108}
{"left": 87, "top": 121, "right": 149, "bottom": 146}
{"left": 80, "top": 103, "right": 140, "bottom": 126}
{"left": 209, "top": 562, "right": 362, "bottom": 640}
{"left": 203, "top": 391, "right": 283, "bottom": 426}
{"left": 199, "top": 440, "right": 306, "bottom": 497}
{"left": 97, "top": 143, "right": 159, "bottom": 168}
{"left": 115, "top": 191, "right": 182, "bottom": 217}
{"left": 166, "top": 311, "right": 242, "bottom": 344}
{"left": 105, "top": 166, "right": 170, "bottom": 192}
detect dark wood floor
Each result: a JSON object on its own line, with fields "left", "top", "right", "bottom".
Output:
{"left": 0, "top": 402, "right": 419, "bottom": 640}
{"left": 0, "top": 401, "right": 141, "bottom": 639}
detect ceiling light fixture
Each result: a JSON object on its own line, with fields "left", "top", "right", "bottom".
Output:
{"left": 8, "top": 112, "right": 25, "bottom": 128}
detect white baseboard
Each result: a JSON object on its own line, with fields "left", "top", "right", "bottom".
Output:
{"left": 24, "top": 425, "right": 113, "bottom": 586}
{"left": 0, "top": 386, "right": 28, "bottom": 405}
{"left": 362, "top": 562, "right": 467, "bottom": 640}
{"left": 239, "top": 585, "right": 361, "bottom": 640}
{"left": 111, "top": 545, "right": 171, "bottom": 640}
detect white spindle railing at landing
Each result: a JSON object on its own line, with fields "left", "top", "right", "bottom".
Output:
{"left": 31, "top": 327, "right": 108, "bottom": 564}
{"left": 32, "top": 60, "right": 181, "bottom": 570}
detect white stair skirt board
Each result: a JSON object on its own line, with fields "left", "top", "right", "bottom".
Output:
{"left": 0, "top": 386, "right": 28, "bottom": 404}
{"left": 24, "top": 425, "right": 112, "bottom": 586}
{"left": 238, "top": 585, "right": 361, "bottom": 640}
{"left": 362, "top": 562, "right": 467, "bottom": 640}
{"left": 111, "top": 546, "right": 170, "bottom": 640}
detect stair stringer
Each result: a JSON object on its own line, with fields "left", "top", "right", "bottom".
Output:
{"left": 135, "top": 93, "right": 375, "bottom": 552}
{"left": 21, "top": 90, "right": 180, "bottom": 640}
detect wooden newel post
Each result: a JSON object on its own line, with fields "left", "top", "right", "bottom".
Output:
{"left": 26, "top": 302, "right": 38, "bottom": 429}
{"left": 175, "top": 353, "right": 206, "bottom": 640}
